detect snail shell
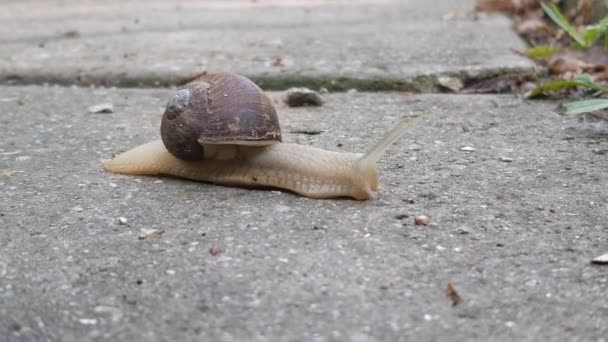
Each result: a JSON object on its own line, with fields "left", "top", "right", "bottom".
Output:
{"left": 160, "top": 73, "right": 282, "bottom": 161}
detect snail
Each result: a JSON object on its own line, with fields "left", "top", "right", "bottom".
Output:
{"left": 101, "top": 73, "right": 418, "bottom": 200}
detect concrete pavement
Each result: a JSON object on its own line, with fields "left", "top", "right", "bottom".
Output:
{"left": 1, "top": 0, "right": 607, "bottom": 341}
{"left": 0, "top": 0, "right": 533, "bottom": 90}
{"left": 1, "top": 86, "right": 607, "bottom": 341}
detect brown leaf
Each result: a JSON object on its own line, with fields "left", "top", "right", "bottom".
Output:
{"left": 445, "top": 282, "right": 462, "bottom": 306}
{"left": 514, "top": 17, "right": 552, "bottom": 36}
{"left": 476, "top": 0, "right": 512, "bottom": 12}
{"left": 512, "top": 0, "right": 540, "bottom": 11}
{"left": 548, "top": 55, "right": 594, "bottom": 75}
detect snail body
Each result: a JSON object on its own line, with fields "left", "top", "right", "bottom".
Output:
{"left": 101, "top": 73, "right": 414, "bottom": 200}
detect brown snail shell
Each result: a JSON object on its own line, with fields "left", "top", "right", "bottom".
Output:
{"left": 160, "top": 73, "right": 282, "bottom": 161}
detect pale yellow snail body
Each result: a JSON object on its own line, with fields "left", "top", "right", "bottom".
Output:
{"left": 101, "top": 73, "right": 413, "bottom": 200}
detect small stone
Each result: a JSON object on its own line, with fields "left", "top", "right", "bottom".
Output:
{"left": 414, "top": 215, "right": 429, "bottom": 226}
{"left": 117, "top": 217, "right": 128, "bottom": 225}
{"left": 166, "top": 269, "right": 176, "bottom": 275}
{"left": 436, "top": 245, "right": 446, "bottom": 251}
{"left": 87, "top": 103, "right": 113, "bottom": 114}
{"left": 284, "top": 87, "right": 323, "bottom": 107}
{"left": 93, "top": 306, "right": 122, "bottom": 322}
{"left": 209, "top": 246, "right": 224, "bottom": 256}
{"left": 78, "top": 318, "right": 97, "bottom": 325}
{"left": 438, "top": 76, "right": 463, "bottom": 92}
{"left": 138, "top": 229, "right": 165, "bottom": 240}
{"left": 71, "top": 206, "right": 84, "bottom": 212}
{"left": 525, "top": 279, "right": 539, "bottom": 287}
{"left": 108, "top": 182, "right": 118, "bottom": 188}
{"left": 460, "top": 146, "right": 475, "bottom": 152}
{"left": 274, "top": 204, "right": 291, "bottom": 213}
{"left": 15, "top": 156, "right": 32, "bottom": 162}
{"left": 498, "top": 156, "right": 513, "bottom": 162}
{"left": 63, "top": 30, "right": 81, "bottom": 39}
{"left": 592, "top": 253, "right": 608, "bottom": 265}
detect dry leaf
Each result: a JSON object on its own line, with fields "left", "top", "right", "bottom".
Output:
{"left": 445, "top": 282, "right": 462, "bottom": 306}
{"left": 548, "top": 55, "right": 594, "bottom": 75}
{"left": 512, "top": 0, "right": 540, "bottom": 11}
{"left": 476, "top": 0, "right": 512, "bottom": 12}
{"left": 514, "top": 17, "right": 552, "bottom": 35}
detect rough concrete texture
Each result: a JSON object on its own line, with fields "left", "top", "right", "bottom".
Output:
{"left": 0, "top": 0, "right": 534, "bottom": 90}
{"left": 1, "top": 85, "right": 607, "bottom": 341}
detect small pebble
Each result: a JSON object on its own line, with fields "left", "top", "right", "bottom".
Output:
{"left": 209, "top": 246, "right": 224, "bottom": 256}
{"left": 87, "top": 103, "right": 113, "bottom": 114}
{"left": 460, "top": 146, "right": 475, "bottom": 152}
{"left": 438, "top": 76, "right": 463, "bottom": 91}
{"left": 498, "top": 156, "right": 513, "bottom": 162}
{"left": 274, "top": 204, "right": 291, "bottom": 213}
{"left": 138, "top": 229, "right": 165, "bottom": 240}
{"left": 284, "top": 87, "right": 323, "bottom": 107}
{"left": 414, "top": 215, "right": 429, "bottom": 226}
{"left": 117, "top": 217, "right": 128, "bottom": 225}
{"left": 78, "top": 318, "right": 97, "bottom": 325}
{"left": 592, "top": 253, "right": 608, "bottom": 265}
{"left": 166, "top": 269, "right": 176, "bottom": 275}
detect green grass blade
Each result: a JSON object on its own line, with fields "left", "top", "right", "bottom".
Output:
{"left": 541, "top": 2, "right": 587, "bottom": 47}
{"left": 582, "top": 26, "right": 602, "bottom": 47}
{"left": 525, "top": 44, "right": 559, "bottom": 60}
{"left": 558, "top": 99, "right": 608, "bottom": 115}
{"left": 525, "top": 79, "right": 582, "bottom": 98}
{"left": 525, "top": 75, "right": 608, "bottom": 98}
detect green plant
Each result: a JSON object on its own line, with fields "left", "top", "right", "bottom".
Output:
{"left": 557, "top": 99, "right": 608, "bottom": 115}
{"left": 541, "top": 2, "right": 608, "bottom": 50}
{"left": 525, "top": 74, "right": 608, "bottom": 98}
{"left": 526, "top": 4, "right": 608, "bottom": 116}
